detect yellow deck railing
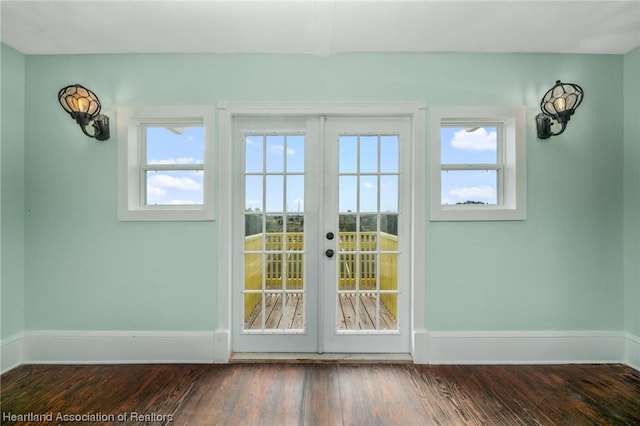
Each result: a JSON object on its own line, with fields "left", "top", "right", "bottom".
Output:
{"left": 244, "top": 232, "right": 398, "bottom": 323}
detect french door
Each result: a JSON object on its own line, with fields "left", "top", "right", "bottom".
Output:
{"left": 232, "top": 115, "right": 411, "bottom": 354}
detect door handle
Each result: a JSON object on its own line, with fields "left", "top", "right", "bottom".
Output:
{"left": 325, "top": 249, "right": 335, "bottom": 258}
{"left": 326, "top": 232, "right": 334, "bottom": 240}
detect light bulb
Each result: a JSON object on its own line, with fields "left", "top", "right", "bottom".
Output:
{"left": 553, "top": 97, "right": 566, "bottom": 113}
{"left": 77, "top": 97, "right": 89, "bottom": 113}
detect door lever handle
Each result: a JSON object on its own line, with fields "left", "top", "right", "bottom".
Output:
{"left": 325, "top": 249, "right": 335, "bottom": 258}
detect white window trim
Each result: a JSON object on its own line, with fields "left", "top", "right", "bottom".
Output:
{"left": 117, "top": 106, "right": 215, "bottom": 221}
{"left": 428, "top": 106, "right": 526, "bottom": 221}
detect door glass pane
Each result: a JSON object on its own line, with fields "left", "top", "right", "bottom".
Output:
{"left": 266, "top": 135, "right": 285, "bottom": 172}
{"left": 266, "top": 215, "right": 283, "bottom": 250}
{"left": 245, "top": 175, "right": 263, "bottom": 211}
{"left": 360, "top": 136, "right": 378, "bottom": 173}
{"left": 287, "top": 135, "right": 305, "bottom": 173}
{"left": 243, "top": 132, "right": 306, "bottom": 333}
{"left": 287, "top": 175, "right": 304, "bottom": 212}
{"left": 244, "top": 252, "right": 263, "bottom": 330}
{"left": 265, "top": 175, "right": 284, "bottom": 212}
{"left": 264, "top": 293, "right": 283, "bottom": 329}
{"left": 380, "top": 175, "right": 398, "bottom": 212}
{"left": 339, "top": 136, "right": 357, "bottom": 173}
{"left": 359, "top": 215, "right": 377, "bottom": 251}
{"left": 245, "top": 135, "right": 264, "bottom": 173}
{"left": 380, "top": 214, "right": 398, "bottom": 237}
{"left": 359, "top": 176, "right": 377, "bottom": 212}
{"left": 339, "top": 176, "right": 357, "bottom": 212}
{"left": 359, "top": 253, "right": 376, "bottom": 290}
{"left": 380, "top": 136, "right": 399, "bottom": 173}
{"left": 245, "top": 214, "right": 263, "bottom": 239}
{"left": 338, "top": 253, "right": 356, "bottom": 291}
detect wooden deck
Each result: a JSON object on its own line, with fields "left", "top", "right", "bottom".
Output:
{"left": 2, "top": 363, "right": 639, "bottom": 425}
{"left": 245, "top": 293, "right": 397, "bottom": 330}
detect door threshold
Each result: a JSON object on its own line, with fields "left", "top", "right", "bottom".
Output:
{"left": 230, "top": 352, "right": 413, "bottom": 364}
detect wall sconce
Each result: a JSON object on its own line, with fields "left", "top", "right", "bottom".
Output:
{"left": 58, "top": 84, "right": 110, "bottom": 141}
{"left": 535, "top": 80, "right": 584, "bottom": 139}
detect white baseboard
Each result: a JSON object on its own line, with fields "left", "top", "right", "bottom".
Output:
{"left": 413, "top": 330, "right": 630, "bottom": 366}
{"left": 1, "top": 329, "right": 230, "bottom": 372}
{"left": 3, "top": 330, "right": 638, "bottom": 373}
{"left": 1, "top": 333, "right": 24, "bottom": 373}
{"left": 626, "top": 332, "right": 640, "bottom": 370}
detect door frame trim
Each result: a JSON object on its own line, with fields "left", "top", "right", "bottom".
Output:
{"left": 217, "top": 102, "right": 426, "bottom": 360}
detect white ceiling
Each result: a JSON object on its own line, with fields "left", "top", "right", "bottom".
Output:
{"left": 1, "top": 0, "right": 639, "bottom": 56}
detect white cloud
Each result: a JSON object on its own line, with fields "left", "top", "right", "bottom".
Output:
{"left": 148, "top": 157, "right": 199, "bottom": 165}
{"left": 450, "top": 185, "right": 495, "bottom": 200}
{"left": 362, "top": 181, "right": 376, "bottom": 189}
{"left": 147, "top": 174, "right": 202, "bottom": 191}
{"left": 146, "top": 185, "right": 167, "bottom": 198}
{"left": 167, "top": 199, "right": 201, "bottom": 205}
{"left": 450, "top": 128, "right": 497, "bottom": 151}
{"left": 270, "top": 144, "right": 295, "bottom": 156}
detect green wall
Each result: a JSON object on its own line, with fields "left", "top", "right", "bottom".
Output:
{"left": 6, "top": 50, "right": 627, "bottom": 333}
{"left": 624, "top": 46, "right": 640, "bottom": 337}
{"left": 1, "top": 44, "right": 26, "bottom": 340}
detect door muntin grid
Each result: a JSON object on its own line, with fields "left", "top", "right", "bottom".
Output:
{"left": 337, "top": 134, "right": 400, "bottom": 332}
{"left": 243, "top": 133, "right": 306, "bottom": 332}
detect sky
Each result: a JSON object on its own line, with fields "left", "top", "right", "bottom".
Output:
{"left": 440, "top": 126, "right": 498, "bottom": 205}
{"left": 145, "top": 125, "right": 204, "bottom": 205}
{"left": 143, "top": 125, "right": 498, "bottom": 208}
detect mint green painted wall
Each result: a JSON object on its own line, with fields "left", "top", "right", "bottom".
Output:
{"left": 624, "top": 46, "right": 640, "bottom": 337}
{"left": 23, "top": 52, "right": 624, "bottom": 332}
{"left": 1, "top": 44, "right": 26, "bottom": 339}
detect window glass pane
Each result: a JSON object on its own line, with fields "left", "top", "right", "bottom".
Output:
{"left": 266, "top": 135, "right": 285, "bottom": 172}
{"left": 146, "top": 169, "right": 203, "bottom": 205}
{"left": 441, "top": 126, "right": 498, "bottom": 164}
{"left": 286, "top": 135, "right": 304, "bottom": 173}
{"left": 360, "top": 136, "right": 378, "bottom": 173}
{"left": 359, "top": 176, "right": 378, "bottom": 212}
{"left": 146, "top": 125, "right": 204, "bottom": 165}
{"left": 339, "top": 136, "right": 357, "bottom": 173}
{"left": 245, "top": 175, "right": 263, "bottom": 211}
{"left": 380, "top": 135, "right": 399, "bottom": 173}
{"left": 245, "top": 135, "right": 263, "bottom": 173}
{"left": 441, "top": 170, "right": 498, "bottom": 205}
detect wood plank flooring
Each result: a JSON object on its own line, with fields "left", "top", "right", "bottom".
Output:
{"left": 2, "top": 363, "right": 639, "bottom": 425}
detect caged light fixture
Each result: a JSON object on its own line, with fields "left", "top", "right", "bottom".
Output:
{"left": 58, "top": 84, "right": 110, "bottom": 141}
{"left": 535, "top": 80, "right": 584, "bottom": 140}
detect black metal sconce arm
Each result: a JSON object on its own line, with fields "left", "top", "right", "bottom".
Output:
{"left": 535, "top": 113, "right": 567, "bottom": 140}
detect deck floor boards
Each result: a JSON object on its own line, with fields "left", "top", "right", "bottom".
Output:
{"left": 2, "top": 363, "right": 639, "bottom": 425}
{"left": 246, "top": 293, "right": 397, "bottom": 331}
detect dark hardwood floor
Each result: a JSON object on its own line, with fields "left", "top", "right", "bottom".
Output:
{"left": 2, "top": 363, "right": 639, "bottom": 425}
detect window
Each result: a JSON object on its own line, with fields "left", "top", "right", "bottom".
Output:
{"left": 117, "top": 106, "right": 215, "bottom": 221}
{"left": 429, "top": 106, "right": 526, "bottom": 221}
